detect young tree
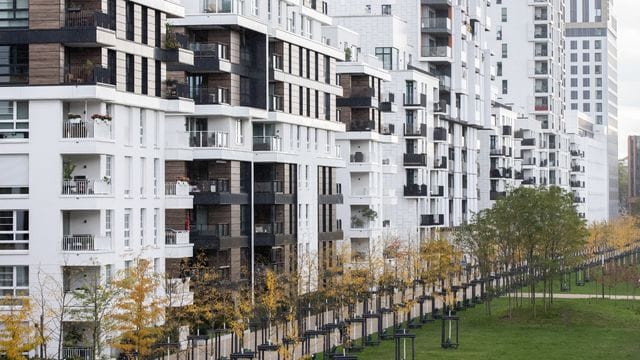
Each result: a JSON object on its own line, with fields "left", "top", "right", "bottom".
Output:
{"left": 0, "top": 298, "right": 41, "bottom": 360}
{"left": 111, "top": 258, "right": 166, "bottom": 358}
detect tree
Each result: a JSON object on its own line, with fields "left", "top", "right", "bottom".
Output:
{"left": 111, "top": 259, "right": 166, "bottom": 358}
{"left": 69, "top": 266, "right": 120, "bottom": 360}
{"left": 0, "top": 298, "right": 41, "bottom": 360}
{"left": 419, "top": 238, "right": 461, "bottom": 315}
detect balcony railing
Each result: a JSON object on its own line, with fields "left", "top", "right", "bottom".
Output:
{"left": 188, "top": 86, "right": 230, "bottom": 105}
{"left": 521, "top": 138, "right": 536, "bottom": 146}
{"left": 403, "top": 153, "right": 428, "bottom": 166}
{"left": 271, "top": 54, "right": 283, "bottom": 70}
{"left": 63, "top": 347, "right": 94, "bottom": 360}
{"left": 350, "top": 120, "right": 375, "bottom": 132}
{"left": 422, "top": 17, "right": 451, "bottom": 30}
{"left": 165, "top": 181, "right": 190, "bottom": 196}
{"left": 193, "top": 224, "right": 230, "bottom": 237}
{"left": 420, "top": 46, "right": 451, "bottom": 58}
{"left": 64, "top": 64, "right": 114, "bottom": 85}
{"left": 254, "top": 181, "right": 284, "bottom": 193}
{"left": 189, "top": 131, "right": 229, "bottom": 148}
{"left": 165, "top": 229, "right": 189, "bottom": 245}
{"left": 202, "top": 0, "right": 236, "bottom": 13}
{"left": 421, "top": 214, "right": 444, "bottom": 226}
{"left": 270, "top": 95, "right": 284, "bottom": 111}
{"left": 404, "top": 123, "right": 427, "bottom": 136}
{"left": 434, "top": 156, "right": 448, "bottom": 169}
{"left": 189, "top": 179, "right": 231, "bottom": 193}
{"left": 62, "top": 119, "right": 112, "bottom": 139}
{"left": 253, "top": 136, "right": 282, "bottom": 151}
{"left": 430, "top": 185, "right": 444, "bottom": 197}
{"left": 189, "top": 42, "right": 230, "bottom": 59}
{"left": 62, "top": 235, "right": 111, "bottom": 252}
{"left": 404, "top": 184, "right": 428, "bottom": 197}
{"left": 62, "top": 179, "right": 111, "bottom": 195}
{"left": 255, "top": 222, "right": 285, "bottom": 234}
{"left": 433, "top": 127, "right": 447, "bottom": 141}
{"left": 65, "top": 10, "right": 112, "bottom": 29}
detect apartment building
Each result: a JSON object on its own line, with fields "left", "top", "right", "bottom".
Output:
{"left": 566, "top": 111, "right": 607, "bottom": 221}
{"left": 478, "top": 102, "right": 519, "bottom": 210}
{"left": 330, "top": 0, "right": 492, "bottom": 237}
{"left": 566, "top": 0, "right": 618, "bottom": 218}
{"left": 627, "top": 136, "right": 640, "bottom": 211}
{"left": 491, "top": 0, "right": 570, "bottom": 190}
{"left": 0, "top": 0, "right": 196, "bottom": 357}
{"left": 170, "top": 0, "right": 344, "bottom": 291}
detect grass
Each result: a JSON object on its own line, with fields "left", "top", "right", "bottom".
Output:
{"left": 327, "top": 298, "right": 640, "bottom": 360}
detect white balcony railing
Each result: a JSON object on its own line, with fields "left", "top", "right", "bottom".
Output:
{"left": 253, "top": 136, "right": 282, "bottom": 151}
{"left": 165, "top": 181, "right": 190, "bottom": 196}
{"left": 62, "top": 119, "right": 112, "bottom": 139}
{"left": 165, "top": 229, "right": 190, "bottom": 245}
{"left": 62, "top": 235, "right": 111, "bottom": 252}
{"left": 61, "top": 179, "right": 111, "bottom": 195}
{"left": 189, "top": 131, "right": 229, "bottom": 148}
{"left": 62, "top": 347, "right": 93, "bottom": 360}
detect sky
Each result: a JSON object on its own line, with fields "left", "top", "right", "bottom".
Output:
{"left": 615, "top": 0, "right": 640, "bottom": 158}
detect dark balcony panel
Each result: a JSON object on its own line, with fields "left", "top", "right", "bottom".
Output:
{"left": 490, "top": 191, "right": 507, "bottom": 200}
{"left": 336, "top": 96, "right": 378, "bottom": 108}
{"left": 522, "top": 177, "right": 536, "bottom": 185}
{"left": 349, "top": 120, "right": 375, "bottom": 132}
{"left": 404, "top": 184, "right": 428, "bottom": 197}
{"left": 403, "top": 153, "right": 428, "bottom": 167}
{"left": 379, "top": 101, "right": 396, "bottom": 113}
{"left": 403, "top": 93, "right": 427, "bottom": 106}
{"left": 193, "top": 192, "right": 249, "bottom": 205}
{"left": 502, "top": 125, "right": 512, "bottom": 136}
{"left": 318, "top": 194, "right": 344, "bottom": 204}
{"left": 381, "top": 123, "right": 395, "bottom": 135}
{"left": 521, "top": 138, "right": 536, "bottom": 146}
{"left": 421, "top": 214, "right": 445, "bottom": 226}
{"left": 63, "top": 65, "right": 114, "bottom": 85}
{"left": 433, "top": 127, "right": 447, "bottom": 141}
{"left": 404, "top": 123, "right": 427, "bottom": 136}
{"left": 434, "top": 156, "right": 448, "bottom": 169}
{"left": 64, "top": 10, "right": 113, "bottom": 29}
{"left": 319, "top": 230, "right": 344, "bottom": 241}
{"left": 430, "top": 185, "right": 444, "bottom": 197}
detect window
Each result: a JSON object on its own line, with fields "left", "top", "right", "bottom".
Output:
{"left": 0, "top": 265, "right": 28, "bottom": 296}
{"left": 570, "top": 41, "right": 577, "bottom": 50}
{"left": 381, "top": 4, "right": 391, "bottom": 15}
{"left": 140, "top": 208, "right": 145, "bottom": 245}
{"left": 0, "top": 154, "right": 28, "bottom": 195}
{"left": 502, "top": 80, "right": 508, "bottom": 94}
{"left": 139, "top": 111, "right": 146, "bottom": 145}
{"left": 141, "top": 57, "right": 148, "bottom": 95}
{"left": 299, "top": 47, "right": 303, "bottom": 77}
{"left": 124, "top": 209, "right": 131, "bottom": 247}
{"left": 0, "top": 210, "right": 28, "bottom": 250}
{"left": 375, "top": 47, "right": 394, "bottom": 70}
{"left": 501, "top": 8, "right": 507, "bottom": 22}
{"left": 595, "top": 53, "right": 602, "bottom": 62}
{"left": 125, "top": 156, "right": 132, "bottom": 196}
{"left": 324, "top": 55, "right": 330, "bottom": 83}
{"left": 595, "top": 65, "right": 602, "bottom": 74}
{"left": 236, "top": 119, "right": 243, "bottom": 144}
{"left": 126, "top": 54, "right": 134, "bottom": 92}
{"left": 596, "top": 115, "right": 603, "bottom": 124}
{"left": 596, "top": 90, "right": 603, "bottom": 99}
{"left": 496, "top": 62, "right": 502, "bottom": 76}
{"left": 596, "top": 78, "right": 603, "bottom": 87}
{"left": 140, "top": 157, "right": 146, "bottom": 196}
{"left": 583, "top": 90, "right": 590, "bottom": 99}
{"left": 570, "top": 53, "right": 577, "bottom": 62}
{"left": 571, "top": 103, "right": 578, "bottom": 110}
{"left": 582, "top": 65, "right": 589, "bottom": 74}
{"left": 299, "top": 86, "right": 303, "bottom": 115}
{"left": 596, "top": 103, "right": 603, "bottom": 112}
{"left": 0, "top": 100, "right": 28, "bottom": 139}
{"left": 155, "top": 10, "right": 161, "bottom": 47}
{"left": 126, "top": 1, "right": 134, "bottom": 41}
{"left": 153, "top": 158, "right": 159, "bottom": 196}
{"left": 324, "top": 92, "right": 330, "bottom": 121}
{"left": 582, "top": 40, "right": 589, "bottom": 49}
{"left": 595, "top": 40, "right": 602, "bottom": 49}
{"left": 570, "top": 78, "right": 578, "bottom": 87}
{"left": 496, "top": 25, "right": 502, "bottom": 40}
{"left": 155, "top": 60, "right": 161, "bottom": 97}
{"left": 105, "top": 264, "right": 112, "bottom": 283}
{"left": 501, "top": 44, "right": 507, "bottom": 58}
{"left": 105, "top": 209, "right": 112, "bottom": 239}
{"left": 0, "top": 0, "right": 27, "bottom": 28}
{"left": 583, "top": 78, "right": 590, "bottom": 87}
{"left": 583, "top": 103, "right": 590, "bottom": 112}
{"left": 571, "top": 91, "right": 578, "bottom": 100}
{"left": 125, "top": 260, "right": 132, "bottom": 269}
{"left": 153, "top": 208, "right": 158, "bottom": 245}
{"left": 141, "top": 6, "right": 148, "bottom": 44}
{"left": 0, "top": 45, "right": 28, "bottom": 84}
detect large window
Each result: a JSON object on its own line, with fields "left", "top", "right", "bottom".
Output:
{"left": 126, "top": 1, "right": 134, "bottom": 41}
{"left": 0, "top": 100, "right": 28, "bottom": 139}
{"left": 0, "top": 210, "right": 28, "bottom": 250}
{"left": 0, "top": 0, "right": 28, "bottom": 28}
{"left": 0, "top": 265, "right": 28, "bottom": 296}
{"left": 375, "top": 47, "right": 397, "bottom": 70}
{"left": 0, "top": 45, "right": 27, "bottom": 84}
{"left": 126, "top": 54, "right": 134, "bottom": 92}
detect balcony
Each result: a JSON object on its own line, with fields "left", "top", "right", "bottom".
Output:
{"left": 202, "top": 0, "right": 238, "bottom": 13}
{"left": 490, "top": 191, "right": 507, "bottom": 200}
{"left": 65, "top": 10, "right": 113, "bottom": 29}
{"left": 63, "top": 348, "right": 94, "bottom": 360}
{"left": 437, "top": 75, "right": 452, "bottom": 92}
{"left": 271, "top": 54, "right": 283, "bottom": 71}
{"left": 421, "top": 0, "right": 452, "bottom": 6}
{"left": 380, "top": 93, "right": 397, "bottom": 113}
{"left": 191, "top": 223, "right": 231, "bottom": 250}
{"left": 420, "top": 46, "right": 452, "bottom": 61}
{"left": 570, "top": 181, "right": 584, "bottom": 188}
{"left": 434, "top": 156, "right": 448, "bottom": 169}
{"left": 187, "top": 42, "right": 231, "bottom": 73}
{"left": 255, "top": 181, "right": 295, "bottom": 204}
{"left": 404, "top": 123, "right": 427, "bottom": 137}
{"left": 167, "top": 278, "right": 194, "bottom": 307}
{"left": 404, "top": 184, "right": 428, "bottom": 197}
{"left": 430, "top": 185, "right": 444, "bottom": 197}
{"left": 522, "top": 177, "right": 536, "bottom": 185}
{"left": 62, "top": 179, "right": 111, "bottom": 196}
{"left": 403, "top": 93, "right": 427, "bottom": 107}
{"left": 165, "top": 181, "right": 193, "bottom": 209}
{"left": 421, "top": 17, "right": 452, "bottom": 33}
{"left": 349, "top": 120, "right": 376, "bottom": 132}
{"left": 189, "top": 131, "right": 229, "bottom": 148}
{"left": 190, "top": 179, "right": 249, "bottom": 205}
{"left": 254, "top": 222, "right": 287, "bottom": 247}
{"left": 188, "top": 86, "right": 231, "bottom": 105}
{"left": 336, "top": 87, "right": 379, "bottom": 108}
{"left": 62, "top": 235, "right": 111, "bottom": 252}
{"left": 421, "top": 214, "right": 445, "bottom": 226}
{"left": 381, "top": 124, "right": 395, "bottom": 135}
{"left": 404, "top": 153, "right": 428, "bottom": 167}
{"left": 433, "top": 127, "right": 447, "bottom": 141}
{"left": 253, "top": 136, "right": 282, "bottom": 151}
{"left": 165, "top": 229, "right": 193, "bottom": 258}
{"left": 502, "top": 125, "right": 512, "bottom": 136}
{"left": 521, "top": 138, "right": 536, "bottom": 147}
{"left": 270, "top": 95, "right": 284, "bottom": 111}
{"left": 63, "top": 65, "right": 114, "bottom": 85}
{"left": 62, "top": 118, "right": 112, "bottom": 140}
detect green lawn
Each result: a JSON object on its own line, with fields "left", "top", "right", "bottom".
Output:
{"left": 328, "top": 298, "right": 640, "bottom": 360}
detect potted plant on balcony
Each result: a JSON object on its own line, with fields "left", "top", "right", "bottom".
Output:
{"left": 67, "top": 113, "right": 82, "bottom": 123}
{"left": 351, "top": 216, "right": 364, "bottom": 229}
{"left": 91, "top": 113, "right": 112, "bottom": 124}
{"left": 361, "top": 207, "right": 378, "bottom": 222}
{"left": 165, "top": 23, "right": 180, "bottom": 49}
{"left": 63, "top": 161, "right": 76, "bottom": 181}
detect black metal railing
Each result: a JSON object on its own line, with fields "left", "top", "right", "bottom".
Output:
{"left": 64, "top": 64, "right": 114, "bottom": 85}
{"left": 404, "top": 184, "right": 428, "bottom": 197}
{"left": 65, "top": 10, "right": 113, "bottom": 29}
